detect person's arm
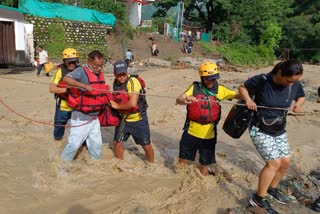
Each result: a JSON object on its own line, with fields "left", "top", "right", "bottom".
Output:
{"left": 110, "top": 93, "right": 139, "bottom": 110}
{"left": 234, "top": 89, "right": 241, "bottom": 99}
{"left": 238, "top": 85, "right": 257, "bottom": 111}
{"left": 49, "top": 82, "right": 67, "bottom": 94}
{"left": 62, "top": 76, "right": 93, "bottom": 91}
{"left": 176, "top": 84, "right": 197, "bottom": 105}
{"left": 176, "top": 92, "right": 197, "bottom": 105}
{"left": 109, "top": 78, "right": 140, "bottom": 109}
{"left": 216, "top": 85, "right": 241, "bottom": 101}
{"left": 49, "top": 71, "right": 66, "bottom": 94}
{"left": 291, "top": 96, "right": 305, "bottom": 113}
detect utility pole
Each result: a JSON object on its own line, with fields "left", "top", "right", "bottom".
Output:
{"left": 180, "top": 0, "right": 184, "bottom": 34}
{"left": 176, "top": 1, "right": 180, "bottom": 33}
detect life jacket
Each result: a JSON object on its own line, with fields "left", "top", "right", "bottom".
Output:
{"left": 68, "top": 66, "right": 110, "bottom": 113}
{"left": 187, "top": 82, "right": 221, "bottom": 124}
{"left": 98, "top": 106, "right": 120, "bottom": 127}
{"left": 112, "top": 74, "right": 148, "bottom": 115}
{"left": 55, "top": 64, "right": 74, "bottom": 100}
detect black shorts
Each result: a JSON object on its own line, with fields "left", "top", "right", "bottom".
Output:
{"left": 179, "top": 130, "right": 216, "bottom": 165}
{"left": 113, "top": 112, "right": 151, "bottom": 146}
{"left": 125, "top": 58, "right": 130, "bottom": 66}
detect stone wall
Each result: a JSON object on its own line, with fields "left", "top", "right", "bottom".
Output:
{"left": 25, "top": 15, "right": 112, "bottom": 45}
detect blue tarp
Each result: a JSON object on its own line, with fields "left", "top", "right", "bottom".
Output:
{"left": 18, "top": 0, "right": 116, "bottom": 27}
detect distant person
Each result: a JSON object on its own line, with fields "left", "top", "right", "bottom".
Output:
{"left": 182, "top": 40, "right": 188, "bottom": 54}
{"left": 176, "top": 62, "right": 240, "bottom": 176}
{"left": 124, "top": 49, "right": 134, "bottom": 67}
{"left": 196, "top": 31, "right": 201, "bottom": 41}
{"left": 317, "top": 86, "right": 320, "bottom": 103}
{"left": 187, "top": 30, "right": 192, "bottom": 39}
{"left": 173, "top": 27, "right": 177, "bottom": 37}
{"left": 179, "top": 31, "right": 185, "bottom": 40}
{"left": 187, "top": 40, "right": 193, "bottom": 53}
{"left": 109, "top": 60, "right": 154, "bottom": 163}
{"left": 49, "top": 48, "right": 79, "bottom": 141}
{"left": 60, "top": 50, "right": 109, "bottom": 161}
{"left": 150, "top": 42, "right": 159, "bottom": 56}
{"left": 239, "top": 60, "right": 305, "bottom": 214}
{"left": 37, "top": 45, "right": 48, "bottom": 77}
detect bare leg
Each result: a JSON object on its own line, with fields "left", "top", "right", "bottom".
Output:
{"left": 113, "top": 141, "right": 124, "bottom": 160}
{"left": 270, "top": 157, "right": 290, "bottom": 188}
{"left": 142, "top": 144, "right": 154, "bottom": 163}
{"left": 198, "top": 165, "right": 209, "bottom": 176}
{"left": 257, "top": 159, "right": 281, "bottom": 197}
{"left": 178, "top": 158, "right": 188, "bottom": 165}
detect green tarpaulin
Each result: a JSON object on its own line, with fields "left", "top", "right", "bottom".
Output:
{"left": 18, "top": 0, "right": 116, "bottom": 27}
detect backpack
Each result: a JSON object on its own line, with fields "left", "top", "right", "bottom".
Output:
{"left": 130, "top": 74, "right": 146, "bottom": 92}
{"left": 129, "top": 74, "right": 148, "bottom": 112}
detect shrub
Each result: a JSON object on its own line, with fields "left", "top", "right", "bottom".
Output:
{"left": 199, "top": 42, "right": 274, "bottom": 67}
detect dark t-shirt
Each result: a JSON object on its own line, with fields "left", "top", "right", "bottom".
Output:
{"left": 244, "top": 73, "right": 305, "bottom": 135}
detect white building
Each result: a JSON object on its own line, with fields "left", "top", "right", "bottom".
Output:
{"left": 126, "top": 0, "right": 156, "bottom": 27}
{"left": 0, "top": 6, "right": 34, "bottom": 65}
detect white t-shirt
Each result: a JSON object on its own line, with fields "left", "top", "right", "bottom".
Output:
{"left": 39, "top": 50, "right": 48, "bottom": 64}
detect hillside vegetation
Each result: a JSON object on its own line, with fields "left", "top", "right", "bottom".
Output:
{"left": 2, "top": 0, "right": 320, "bottom": 66}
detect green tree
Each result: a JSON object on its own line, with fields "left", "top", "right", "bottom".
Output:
{"left": 0, "top": 0, "right": 19, "bottom": 7}
{"left": 156, "top": 0, "right": 292, "bottom": 44}
{"left": 292, "top": 0, "right": 320, "bottom": 15}
{"left": 259, "top": 22, "right": 282, "bottom": 49}
{"left": 279, "top": 16, "right": 315, "bottom": 60}
{"left": 79, "top": 0, "right": 126, "bottom": 20}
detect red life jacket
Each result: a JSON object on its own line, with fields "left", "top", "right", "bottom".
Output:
{"left": 112, "top": 74, "right": 148, "bottom": 115}
{"left": 98, "top": 106, "right": 120, "bottom": 127}
{"left": 187, "top": 82, "right": 221, "bottom": 124}
{"left": 68, "top": 66, "right": 110, "bottom": 113}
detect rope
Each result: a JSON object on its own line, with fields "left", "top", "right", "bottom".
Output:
{"left": 0, "top": 76, "right": 318, "bottom": 128}
{"left": 0, "top": 97, "right": 94, "bottom": 128}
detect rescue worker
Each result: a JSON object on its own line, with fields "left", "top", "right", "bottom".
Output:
{"left": 60, "top": 50, "right": 108, "bottom": 161}
{"left": 176, "top": 61, "right": 240, "bottom": 176}
{"left": 49, "top": 48, "right": 79, "bottom": 140}
{"left": 109, "top": 60, "right": 154, "bottom": 163}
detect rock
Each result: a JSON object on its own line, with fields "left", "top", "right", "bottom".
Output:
{"left": 143, "top": 58, "right": 171, "bottom": 67}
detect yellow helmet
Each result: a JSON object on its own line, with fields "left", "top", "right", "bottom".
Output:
{"left": 62, "top": 48, "right": 79, "bottom": 63}
{"left": 199, "top": 61, "right": 220, "bottom": 79}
